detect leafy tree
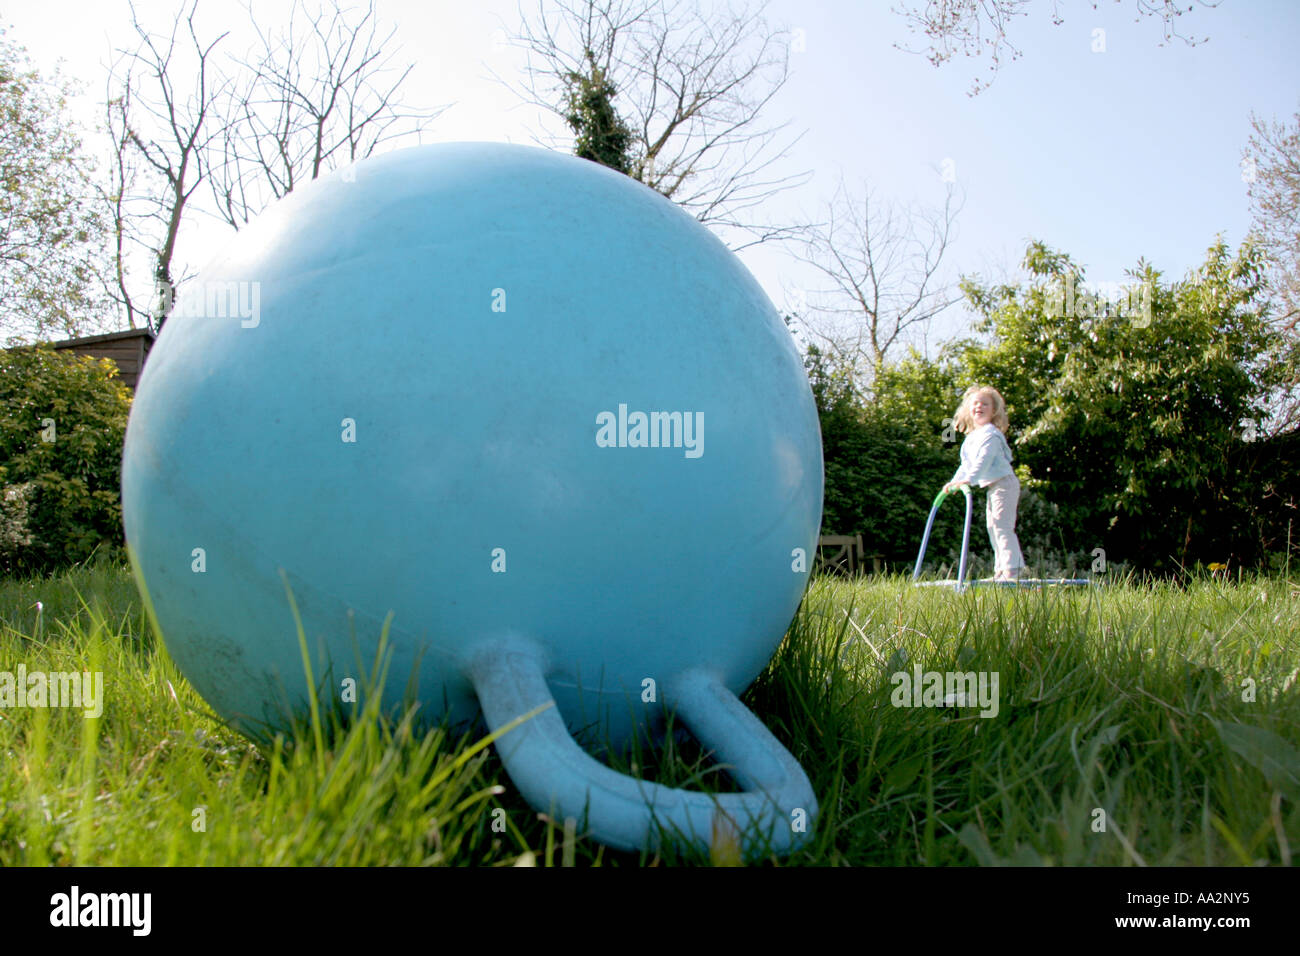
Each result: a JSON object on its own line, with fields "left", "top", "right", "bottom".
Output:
{"left": 807, "top": 343, "right": 967, "bottom": 567}
{"left": 564, "top": 48, "right": 635, "bottom": 173}
{"left": 953, "top": 240, "right": 1097, "bottom": 434}
{"left": 0, "top": 30, "right": 111, "bottom": 342}
{"left": 809, "top": 234, "right": 1291, "bottom": 572}
{"left": 0, "top": 346, "right": 131, "bottom": 575}
{"left": 872, "top": 345, "right": 966, "bottom": 438}
{"left": 803, "top": 341, "right": 856, "bottom": 420}
{"left": 960, "top": 238, "right": 1284, "bottom": 568}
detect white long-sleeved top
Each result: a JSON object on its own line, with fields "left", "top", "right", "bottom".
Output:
{"left": 951, "top": 423, "right": 1015, "bottom": 487}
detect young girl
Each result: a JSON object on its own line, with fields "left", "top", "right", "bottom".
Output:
{"left": 943, "top": 386, "right": 1024, "bottom": 581}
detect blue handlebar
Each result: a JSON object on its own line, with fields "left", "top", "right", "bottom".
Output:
{"left": 911, "top": 485, "right": 974, "bottom": 586}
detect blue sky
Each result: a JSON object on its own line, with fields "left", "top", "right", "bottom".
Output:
{"left": 3, "top": 0, "right": 1296, "bottom": 350}
{"left": 744, "top": 0, "right": 1300, "bottom": 344}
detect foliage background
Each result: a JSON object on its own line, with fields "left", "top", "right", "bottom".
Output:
{"left": 0, "top": 346, "right": 131, "bottom": 575}
{"left": 812, "top": 238, "right": 1299, "bottom": 574}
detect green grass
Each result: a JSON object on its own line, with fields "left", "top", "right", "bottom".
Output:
{"left": 1, "top": 561, "right": 1297, "bottom": 865}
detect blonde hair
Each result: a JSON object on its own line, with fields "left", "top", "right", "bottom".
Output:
{"left": 953, "top": 386, "right": 1009, "bottom": 434}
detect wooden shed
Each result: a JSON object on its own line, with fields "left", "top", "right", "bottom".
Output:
{"left": 50, "top": 328, "right": 156, "bottom": 391}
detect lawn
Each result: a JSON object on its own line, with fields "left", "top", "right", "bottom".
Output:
{"left": 1, "top": 561, "right": 1297, "bottom": 866}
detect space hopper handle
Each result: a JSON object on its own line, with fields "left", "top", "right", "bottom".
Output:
{"left": 468, "top": 636, "right": 818, "bottom": 860}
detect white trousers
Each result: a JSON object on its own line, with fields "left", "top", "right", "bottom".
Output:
{"left": 985, "top": 474, "right": 1023, "bottom": 574}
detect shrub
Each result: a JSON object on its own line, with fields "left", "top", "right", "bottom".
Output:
{"left": 0, "top": 344, "right": 131, "bottom": 575}
{"left": 805, "top": 344, "right": 967, "bottom": 568}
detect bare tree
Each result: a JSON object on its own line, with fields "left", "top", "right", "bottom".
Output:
{"left": 792, "top": 177, "right": 964, "bottom": 384}
{"left": 1243, "top": 106, "right": 1300, "bottom": 434}
{"left": 892, "top": 0, "right": 1222, "bottom": 96}
{"left": 501, "top": 0, "right": 809, "bottom": 250}
{"left": 1244, "top": 108, "right": 1300, "bottom": 332}
{"left": 103, "top": 86, "right": 138, "bottom": 329}
{"left": 107, "top": 0, "right": 232, "bottom": 331}
{"left": 107, "top": 0, "right": 443, "bottom": 331}
{"left": 208, "top": 0, "right": 447, "bottom": 230}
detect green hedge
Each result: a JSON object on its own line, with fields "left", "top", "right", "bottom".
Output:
{"left": 0, "top": 344, "right": 131, "bottom": 575}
